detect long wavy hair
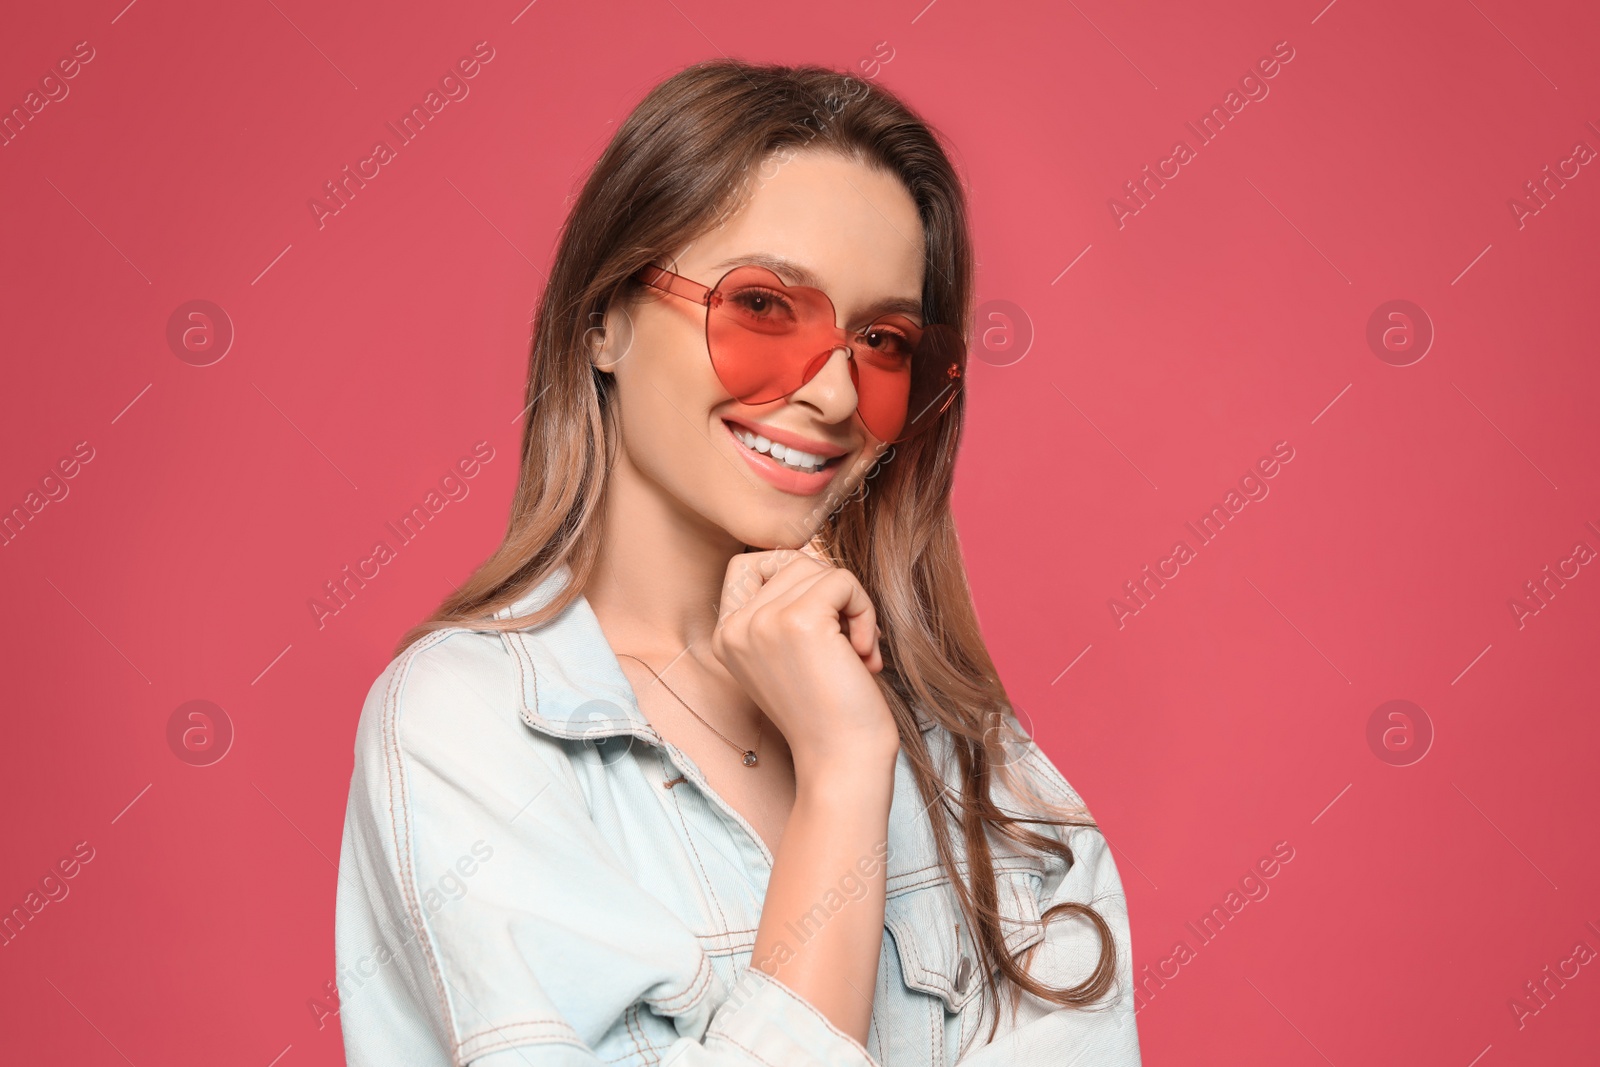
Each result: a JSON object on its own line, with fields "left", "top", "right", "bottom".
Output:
{"left": 395, "top": 58, "right": 1119, "bottom": 1039}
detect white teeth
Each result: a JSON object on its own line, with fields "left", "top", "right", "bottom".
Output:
{"left": 731, "top": 426, "right": 828, "bottom": 473}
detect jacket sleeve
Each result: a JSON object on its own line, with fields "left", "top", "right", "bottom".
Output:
{"left": 335, "top": 631, "right": 879, "bottom": 1067}
{"left": 952, "top": 745, "right": 1143, "bottom": 1065}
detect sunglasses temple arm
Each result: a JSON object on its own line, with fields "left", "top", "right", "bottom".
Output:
{"left": 895, "top": 378, "right": 963, "bottom": 442}
{"left": 636, "top": 264, "right": 713, "bottom": 306}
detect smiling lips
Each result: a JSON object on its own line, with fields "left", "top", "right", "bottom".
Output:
{"left": 721, "top": 417, "right": 849, "bottom": 496}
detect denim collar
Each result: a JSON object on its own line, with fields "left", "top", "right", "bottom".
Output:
{"left": 492, "top": 561, "right": 938, "bottom": 742}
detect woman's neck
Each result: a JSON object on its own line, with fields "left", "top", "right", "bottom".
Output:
{"left": 583, "top": 453, "right": 744, "bottom": 660}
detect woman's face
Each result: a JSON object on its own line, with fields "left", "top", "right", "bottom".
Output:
{"left": 592, "top": 147, "right": 929, "bottom": 551}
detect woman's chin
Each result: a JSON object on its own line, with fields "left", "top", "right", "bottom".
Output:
{"left": 724, "top": 513, "right": 827, "bottom": 553}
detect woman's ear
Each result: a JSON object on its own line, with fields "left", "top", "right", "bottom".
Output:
{"left": 586, "top": 300, "right": 635, "bottom": 375}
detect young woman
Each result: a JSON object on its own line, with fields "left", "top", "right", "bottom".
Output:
{"left": 335, "top": 59, "right": 1142, "bottom": 1066}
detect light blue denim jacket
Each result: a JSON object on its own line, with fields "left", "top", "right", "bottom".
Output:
{"left": 335, "top": 562, "right": 1142, "bottom": 1066}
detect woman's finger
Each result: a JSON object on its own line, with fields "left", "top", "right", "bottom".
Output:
{"left": 719, "top": 547, "right": 825, "bottom": 621}
{"left": 763, "top": 565, "right": 879, "bottom": 663}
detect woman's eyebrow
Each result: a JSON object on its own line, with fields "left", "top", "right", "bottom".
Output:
{"left": 708, "top": 252, "right": 925, "bottom": 324}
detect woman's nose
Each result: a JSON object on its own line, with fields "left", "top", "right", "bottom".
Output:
{"left": 788, "top": 346, "right": 860, "bottom": 424}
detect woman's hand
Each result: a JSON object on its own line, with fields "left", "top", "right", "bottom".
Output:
{"left": 711, "top": 544, "right": 900, "bottom": 777}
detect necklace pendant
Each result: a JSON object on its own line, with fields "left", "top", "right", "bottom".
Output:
{"left": 741, "top": 750, "right": 758, "bottom": 768}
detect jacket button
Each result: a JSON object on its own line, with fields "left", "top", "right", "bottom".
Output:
{"left": 954, "top": 955, "right": 973, "bottom": 993}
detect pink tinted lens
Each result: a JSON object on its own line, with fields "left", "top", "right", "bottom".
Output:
{"left": 705, "top": 265, "right": 964, "bottom": 442}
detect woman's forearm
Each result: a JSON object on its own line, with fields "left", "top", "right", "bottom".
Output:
{"left": 750, "top": 743, "right": 899, "bottom": 1046}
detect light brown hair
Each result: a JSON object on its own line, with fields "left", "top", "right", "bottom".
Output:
{"left": 396, "top": 57, "right": 1119, "bottom": 1038}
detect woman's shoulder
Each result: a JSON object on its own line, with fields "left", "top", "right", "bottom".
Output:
{"left": 348, "top": 623, "right": 588, "bottom": 800}
{"left": 901, "top": 714, "right": 1112, "bottom": 892}
{"left": 355, "top": 564, "right": 588, "bottom": 744}
{"left": 358, "top": 626, "right": 521, "bottom": 738}
{"left": 978, "top": 718, "right": 1124, "bottom": 883}
{"left": 921, "top": 711, "right": 1096, "bottom": 826}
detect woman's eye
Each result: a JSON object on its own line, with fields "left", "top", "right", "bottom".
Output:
{"left": 730, "top": 287, "right": 794, "bottom": 319}
{"left": 861, "top": 326, "right": 914, "bottom": 359}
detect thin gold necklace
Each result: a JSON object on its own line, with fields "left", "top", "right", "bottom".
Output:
{"left": 616, "top": 653, "right": 764, "bottom": 768}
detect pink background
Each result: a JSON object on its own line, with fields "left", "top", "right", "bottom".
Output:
{"left": 3, "top": 0, "right": 1597, "bottom": 1063}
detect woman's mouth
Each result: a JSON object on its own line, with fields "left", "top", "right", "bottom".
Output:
{"left": 721, "top": 419, "right": 848, "bottom": 496}
{"left": 727, "top": 425, "right": 837, "bottom": 474}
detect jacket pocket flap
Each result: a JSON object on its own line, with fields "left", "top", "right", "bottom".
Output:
{"left": 882, "top": 867, "right": 1046, "bottom": 1013}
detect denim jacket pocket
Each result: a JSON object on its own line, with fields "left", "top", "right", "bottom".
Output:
{"left": 883, "top": 864, "right": 1048, "bottom": 1014}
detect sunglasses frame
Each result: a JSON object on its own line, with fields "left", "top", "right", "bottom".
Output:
{"left": 630, "top": 262, "right": 964, "bottom": 443}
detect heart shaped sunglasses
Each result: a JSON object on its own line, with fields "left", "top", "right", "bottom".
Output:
{"left": 632, "top": 262, "right": 965, "bottom": 443}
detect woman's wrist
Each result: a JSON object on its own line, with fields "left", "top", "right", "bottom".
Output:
{"left": 791, "top": 727, "right": 900, "bottom": 794}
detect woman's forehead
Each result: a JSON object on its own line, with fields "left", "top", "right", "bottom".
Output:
{"left": 690, "top": 151, "right": 925, "bottom": 284}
